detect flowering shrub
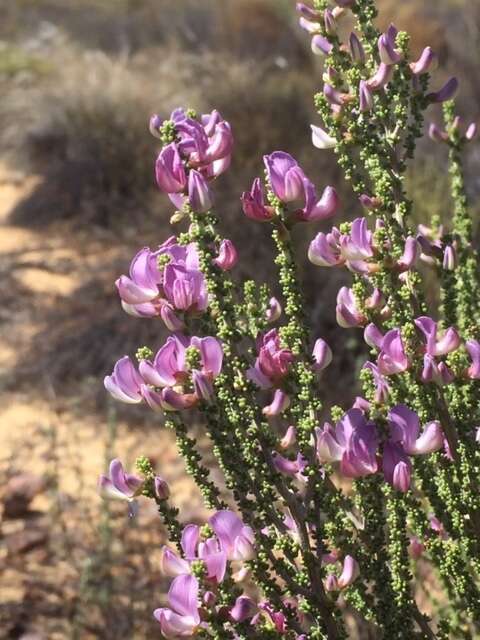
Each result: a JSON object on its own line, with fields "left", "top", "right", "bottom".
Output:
{"left": 99, "top": 1, "right": 480, "bottom": 637}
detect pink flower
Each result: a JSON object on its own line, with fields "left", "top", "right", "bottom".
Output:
{"left": 155, "top": 143, "right": 187, "bottom": 194}
{"left": 315, "top": 409, "right": 378, "bottom": 478}
{"left": 338, "top": 555, "right": 360, "bottom": 588}
{"left": 247, "top": 330, "right": 294, "bottom": 389}
{"left": 209, "top": 510, "right": 255, "bottom": 561}
{"left": 104, "top": 356, "right": 143, "bottom": 404}
{"left": 241, "top": 178, "right": 275, "bottom": 221}
{"left": 376, "top": 329, "right": 410, "bottom": 375}
{"left": 98, "top": 459, "right": 143, "bottom": 517}
{"left": 153, "top": 575, "right": 201, "bottom": 638}
{"left": 162, "top": 524, "right": 227, "bottom": 584}
{"left": 414, "top": 317, "right": 460, "bottom": 357}
{"left": 214, "top": 239, "right": 238, "bottom": 271}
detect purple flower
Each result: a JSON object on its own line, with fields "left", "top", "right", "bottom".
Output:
{"left": 315, "top": 409, "right": 378, "bottom": 478}
{"left": 323, "top": 8, "right": 336, "bottom": 34}
{"left": 410, "top": 46, "right": 437, "bottom": 75}
{"left": 415, "top": 316, "right": 460, "bottom": 357}
{"left": 378, "top": 25, "right": 402, "bottom": 65}
{"left": 266, "top": 296, "right": 282, "bottom": 323}
{"left": 153, "top": 574, "right": 201, "bottom": 638}
{"left": 359, "top": 80, "right": 374, "bottom": 112}
{"left": 466, "top": 122, "right": 477, "bottom": 141}
{"left": 209, "top": 510, "right": 255, "bottom": 561}
{"left": 280, "top": 425, "right": 297, "bottom": 449}
{"left": 349, "top": 32, "right": 365, "bottom": 63}
{"left": 214, "top": 239, "right": 238, "bottom": 271}
{"left": 311, "top": 124, "right": 336, "bottom": 149}
{"left": 163, "top": 263, "right": 208, "bottom": 313}
{"left": 297, "top": 183, "right": 339, "bottom": 222}
{"left": 336, "top": 287, "right": 366, "bottom": 328}
{"left": 241, "top": 178, "right": 274, "bottom": 221}
{"left": 312, "top": 338, "right": 332, "bottom": 372}
{"left": 309, "top": 218, "right": 375, "bottom": 272}
{"left": 155, "top": 143, "right": 187, "bottom": 194}
{"left": 389, "top": 405, "right": 444, "bottom": 456}
{"left": 429, "top": 123, "right": 448, "bottom": 143}
{"left": 311, "top": 34, "right": 333, "bottom": 56}
{"left": 173, "top": 108, "right": 233, "bottom": 178}
{"left": 264, "top": 152, "right": 306, "bottom": 203}
{"left": 325, "top": 574, "right": 338, "bottom": 591}
{"left": 98, "top": 459, "right": 143, "bottom": 516}
{"left": 258, "top": 603, "right": 287, "bottom": 633}
{"left": 323, "top": 83, "right": 346, "bottom": 107}
{"left": 138, "top": 334, "right": 188, "bottom": 388}
{"left": 262, "top": 388, "right": 291, "bottom": 417}
{"left": 363, "top": 362, "right": 390, "bottom": 403}
{"left": 339, "top": 217, "right": 374, "bottom": 264}
{"left": 466, "top": 340, "right": 480, "bottom": 379}
{"left": 382, "top": 405, "right": 444, "bottom": 492}
{"left": 115, "top": 247, "right": 162, "bottom": 308}
{"left": 272, "top": 452, "right": 307, "bottom": 478}
{"left": 187, "top": 169, "right": 212, "bottom": 213}
{"left": 139, "top": 334, "right": 223, "bottom": 407}
{"left": 367, "top": 63, "right": 394, "bottom": 90}
{"left": 397, "top": 237, "right": 419, "bottom": 271}
{"left": 154, "top": 476, "right": 170, "bottom": 500}
{"left": 230, "top": 595, "right": 257, "bottom": 623}
{"left": 382, "top": 442, "right": 412, "bottom": 492}
{"left": 377, "top": 329, "right": 410, "bottom": 375}
{"left": 296, "top": 2, "right": 322, "bottom": 21}
{"left": 427, "top": 77, "right": 459, "bottom": 103}
{"left": 247, "top": 329, "right": 294, "bottom": 388}
{"left": 162, "top": 524, "right": 227, "bottom": 584}
{"left": 338, "top": 555, "right": 360, "bottom": 588}
{"left": 104, "top": 356, "right": 143, "bottom": 403}
{"left": 116, "top": 238, "right": 207, "bottom": 324}
{"left": 308, "top": 228, "right": 343, "bottom": 267}
{"left": 442, "top": 245, "right": 457, "bottom": 271}
{"left": 421, "top": 355, "right": 454, "bottom": 386}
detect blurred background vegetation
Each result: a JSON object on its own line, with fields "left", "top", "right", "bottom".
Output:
{"left": 0, "top": 1, "right": 478, "bottom": 638}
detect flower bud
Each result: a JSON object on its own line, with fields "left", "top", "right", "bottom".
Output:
{"left": 466, "top": 122, "right": 477, "bottom": 141}
{"left": 266, "top": 297, "right": 282, "bottom": 323}
{"left": 325, "top": 574, "right": 339, "bottom": 591}
{"left": 338, "top": 555, "right": 360, "bottom": 588}
{"left": 230, "top": 596, "right": 257, "bottom": 623}
{"left": 312, "top": 338, "right": 333, "bottom": 372}
{"left": 263, "top": 389, "right": 290, "bottom": 417}
{"left": 154, "top": 476, "right": 170, "bottom": 500}
{"left": 349, "top": 32, "right": 365, "bottom": 63}
{"left": 280, "top": 425, "right": 297, "bottom": 449}
{"left": 427, "top": 77, "right": 459, "bottom": 103}
{"left": 324, "top": 8, "right": 336, "bottom": 35}
{"left": 442, "top": 244, "right": 457, "bottom": 271}
{"left": 149, "top": 114, "right": 164, "bottom": 139}
{"left": 359, "top": 79, "right": 374, "bottom": 112}
{"left": 428, "top": 123, "right": 448, "bottom": 143}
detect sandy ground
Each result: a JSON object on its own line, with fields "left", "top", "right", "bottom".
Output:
{"left": 0, "top": 164, "right": 209, "bottom": 639}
